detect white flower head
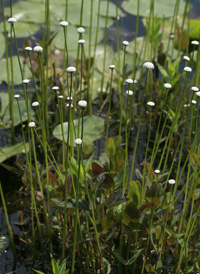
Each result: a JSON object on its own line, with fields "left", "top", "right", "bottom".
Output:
{"left": 58, "top": 95, "right": 63, "bottom": 99}
{"left": 126, "top": 90, "right": 133, "bottom": 96}
{"left": 78, "top": 100, "right": 87, "bottom": 108}
{"left": 183, "top": 56, "right": 190, "bottom": 61}
{"left": 8, "top": 17, "right": 17, "bottom": 23}
{"left": 168, "top": 179, "right": 175, "bottom": 185}
{"left": 29, "top": 122, "right": 36, "bottom": 128}
{"left": 52, "top": 86, "right": 59, "bottom": 90}
{"left": 60, "top": 21, "right": 68, "bottom": 27}
{"left": 164, "top": 83, "right": 172, "bottom": 89}
{"left": 123, "top": 40, "right": 129, "bottom": 46}
{"left": 143, "top": 62, "right": 154, "bottom": 70}
{"left": 66, "top": 103, "right": 73, "bottom": 108}
{"left": 147, "top": 101, "right": 155, "bottom": 107}
{"left": 74, "top": 138, "right": 82, "bottom": 145}
{"left": 126, "top": 79, "right": 133, "bottom": 84}
{"left": 14, "top": 94, "right": 20, "bottom": 99}
{"left": 23, "top": 79, "right": 30, "bottom": 84}
{"left": 196, "top": 91, "right": 200, "bottom": 97}
{"left": 170, "top": 34, "right": 175, "bottom": 39}
{"left": 97, "top": 88, "right": 106, "bottom": 93}
{"left": 78, "top": 39, "right": 85, "bottom": 44}
{"left": 109, "top": 65, "right": 115, "bottom": 70}
{"left": 32, "top": 101, "right": 39, "bottom": 107}
{"left": 184, "top": 66, "right": 192, "bottom": 72}
{"left": 25, "top": 46, "right": 32, "bottom": 51}
{"left": 191, "top": 100, "right": 197, "bottom": 105}
{"left": 154, "top": 169, "right": 160, "bottom": 174}
{"left": 77, "top": 27, "right": 85, "bottom": 34}
{"left": 191, "top": 86, "right": 199, "bottom": 92}
{"left": 134, "top": 80, "right": 138, "bottom": 84}
{"left": 66, "top": 66, "right": 76, "bottom": 73}
{"left": 34, "top": 46, "right": 43, "bottom": 52}
{"left": 191, "top": 40, "right": 199, "bottom": 46}
{"left": 67, "top": 96, "right": 73, "bottom": 101}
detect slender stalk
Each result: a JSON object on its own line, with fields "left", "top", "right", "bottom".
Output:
{"left": 0, "top": 182, "right": 17, "bottom": 263}
{"left": 62, "top": 70, "right": 74, "bottom": 259}
{"left": 105, "top": 67, "right": 114, "bottom": 145}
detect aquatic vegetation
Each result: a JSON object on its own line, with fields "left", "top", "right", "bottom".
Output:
{"left": 0, "top": 0, "right": 200, "bottom": 273}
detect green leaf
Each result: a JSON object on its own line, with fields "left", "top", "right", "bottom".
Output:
{"left": 102, "top": 174, "right": 115, "bottom": 191}
{"left": 126, "top": 248, "right": 144, "bottom": 265}
{"left": 33, "top": 270, "right": 45, "bottom": 274}
{"left": 128, "top": 180, "right": 141, "bottom": 206}
{"left": 106, "top": 137, "right": 116, "bottom": 163}
{"left": 189, "top": 19, "right": 200, "bottom": 40}
{"left": 121, "top": 0, "right": 185, "bottom": 18}
{"left": 0, "top": 142, "right": 29, "bottom": 163}
{"left": 0, "top": 21, "right": 40, "bottom": 38}
{"left": 112, "top": 251, "right": 126, "bottom": 265}
{"left": 112, "top": 248, "right": 143, "bottom": 265}
{"left": 122, "top": 201, "right": 139, "bottom": 228}
{"left": 0, "top": 93, "right": 34, "bottom": 127}
{"left": 97, "top": 211, "right": 115, "bottom": 233}
{"left": 0, "top": 235, "right": 9, "bottom": 253}
{"left": 51, "top": 198, "right": 90, "bottom": 211}
{"left": 53, "top": 115, "right": 104, "bottom": 146}
{"left": 168, "top": 61, "right": 175, "bottom": 78}
{"left": 157, "top": 63, "right": 170, "bottom": 81}
{"left": 0, "top": 56, "right": 31, "bottom": 85}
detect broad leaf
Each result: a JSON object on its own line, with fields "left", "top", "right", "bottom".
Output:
{"left": 0, "top": 57, "right": 31, "bottom": 85}
{"left": 0, "top": 142, "right": 29, "bottom": 163}
{"left": 122, "top": 0, "right": 185, "bottom": 18}
{"left": 0, "top": 93, "right": 34, "bottom": 127}
{"left": 53, "top": 115, "right": 104, "bottom": 146}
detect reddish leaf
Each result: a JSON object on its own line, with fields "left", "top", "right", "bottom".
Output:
{"left": 138, "top": 202, "right": 154, "bottom": 213}
{"left": 92, "top": 162, "right": 105, "bottom": 175}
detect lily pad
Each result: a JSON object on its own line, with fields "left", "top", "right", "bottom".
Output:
{"left": 4, "top": 0, "right": 121, "bottom": 30}
{"left": 0, "top": 32, "right": 5, "bottom": 59}
{"left": 52, "top": 25, "right": 103, "bottom": 58}
{"left": 0, "top": 235, "right": 9, "bottom": 254}
{"left": 53, "top": 115, "right": 104, "bottom": 146}
{"left": 0, "top": 56, "right": 32, "bottom": 85}
{"left": 0, "top": 21, "right": 40, "bottom": 38}
{"left": 121, "top": 0, "right": 185, "bottom": 18}
{"left": 0, "top": 93, "right": 34, "bottom": 127}
{"left": 0, "top": 142, "right": 29, "bottom": 163}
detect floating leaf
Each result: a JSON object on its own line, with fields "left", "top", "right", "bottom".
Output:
{"left": 53, "top": 115, "right": 104, "bottom": 146}
{"left": 0, "top": 21, "right": 40, "bottom": 38}
{"left": 121, "top": 0, "right": 185, "bottom": 18}
{"left": 0, "top": 56, "right": 31, "bottom": 85}
{"left": 0, "top": 142, "right": 29, "bottom": 163}
{"left": 0, "top": 93, "right": 34, "bottom": 127}
{"left": 52, "top": 25, "right": 103, "bottom": 59}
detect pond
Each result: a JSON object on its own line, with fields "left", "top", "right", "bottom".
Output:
{"left": 1, "top": 0, "right": 200, "bottom": 273}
